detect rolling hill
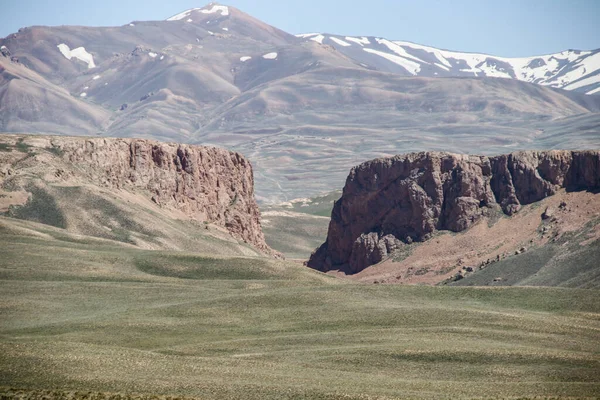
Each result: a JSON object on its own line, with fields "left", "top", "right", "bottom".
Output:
{"left": 1, "top": 215, "right": 599, "bottom": 399}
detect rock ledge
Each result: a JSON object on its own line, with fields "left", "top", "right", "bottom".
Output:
{"left": 308, "top": 150, "right": 600, "bottom": 273}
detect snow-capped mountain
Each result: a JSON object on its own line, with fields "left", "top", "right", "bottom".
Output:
{"left": 297, "top": 33, "right": 600, "bottom": 95}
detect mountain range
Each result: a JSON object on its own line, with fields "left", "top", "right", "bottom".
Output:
{"left": 1, "top": 2, "right": 599, "bottom": 202}
{"left": 296, "top": 33, "right": 600, "bottom": 95}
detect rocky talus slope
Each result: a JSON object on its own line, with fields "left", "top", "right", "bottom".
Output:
{"left": 0, "top": 136, "right": 275, "bottom": 255}
{"left": 308, "top": 150, "right": 600, "bottom": 273}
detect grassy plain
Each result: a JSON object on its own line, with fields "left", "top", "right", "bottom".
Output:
{"left": 261, "top": 191, "right": 339, "bottom": 259}
{"left": 1, "top": 217, "right": 600, "bottom": 399}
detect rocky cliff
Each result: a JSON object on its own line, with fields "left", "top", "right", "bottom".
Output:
{"left": 308, "top": 150, "right": 600, "bottom": 273}
{"left": 2, "top": 136, "right": 275, "bottom": 256}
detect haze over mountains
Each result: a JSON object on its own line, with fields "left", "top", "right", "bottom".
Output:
{"left": 1, "top": 2, "right": 600, "bottom": 202}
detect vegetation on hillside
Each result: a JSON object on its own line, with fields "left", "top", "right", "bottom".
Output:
{"left": 1, "top": 216, "right": 599, "bottom": 399}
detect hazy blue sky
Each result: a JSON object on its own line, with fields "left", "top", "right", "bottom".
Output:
{"left": 1, "top": 0, "right": 598, "bottom": 57}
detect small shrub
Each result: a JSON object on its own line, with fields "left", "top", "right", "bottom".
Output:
{"left": 8, "top": 186, "right": 67, "bottom": 228}
{"left": 46, "top": 145, "right": 64, "bottom": 157}
{"left": 15, "top": 138, "right": 32, "bottom": 153}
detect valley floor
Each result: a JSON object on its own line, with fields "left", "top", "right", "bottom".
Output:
{"left": 1, "top": 217, "right": 599, "bottom": 399}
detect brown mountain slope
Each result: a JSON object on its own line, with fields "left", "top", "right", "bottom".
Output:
{"left": 0, "top": 5, "right": 297, "bottom": 84}
{"left": 200, "top": 71, "right": 600, "bottom": 202}
{"left": 0, "top": 59, "right": 110, "bottom": 134}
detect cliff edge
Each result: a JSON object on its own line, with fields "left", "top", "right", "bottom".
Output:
{"left": 0, "top": 135, "right": 277, "bottom": 256}
{"left": 308, "top": 150, "right": 600, "bottom": 273}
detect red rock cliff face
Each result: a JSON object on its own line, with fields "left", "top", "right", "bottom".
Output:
{"left": 52, "top": 137, "right": 276, "bottom": 256}
{"left": 308, "top": 150, "right": 600, "bottom": 273}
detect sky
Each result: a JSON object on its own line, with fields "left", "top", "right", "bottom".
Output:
{"left": 1, "top": 0, "right": 599, "bottom": 57}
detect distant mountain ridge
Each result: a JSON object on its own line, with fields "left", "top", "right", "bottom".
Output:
{"left": 297, "top": 33, "right": 600, "bottom": 95}
{"left": 1, "top": 2, "right": 599, "bottom": 202}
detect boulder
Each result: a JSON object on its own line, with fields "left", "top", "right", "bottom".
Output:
{"left": 542, "top": 207, "right": 554, "bottom": 220}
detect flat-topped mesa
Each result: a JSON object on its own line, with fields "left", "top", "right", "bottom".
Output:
{"left": 308, "top": 150, "right": 600, "bottom": 274}
{"left": 51, "top": 137, "right": 277, "bottom": 256}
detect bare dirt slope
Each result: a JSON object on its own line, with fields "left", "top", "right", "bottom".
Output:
{"left": 348, "top": 190, "right": 600, "bottom": 287}
{"left": 0, "top": 59, "right": 110, "bottom": 134}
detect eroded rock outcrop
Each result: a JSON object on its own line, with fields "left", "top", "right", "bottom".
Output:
{"left": 308, "top": 150, "right": 600, "bottom": 273}
{"left": 45, "top": 137, "right": 276, "bottom": 256}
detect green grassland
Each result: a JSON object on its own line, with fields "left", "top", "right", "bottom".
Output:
{"left": 261, "top": 190, "right": 340, "bottom": 259}
{"left": 261, "top": 211, "right": 329, "bottom": 259}
{"left": 279, "top": 191, "right": 342, "bottom": 217}
{"left": 1, "top": 216, "right": 600, "bottom": 399}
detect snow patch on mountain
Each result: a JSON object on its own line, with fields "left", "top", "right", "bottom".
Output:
{"left": 240, "top": 56, "right": 252, "bottom": 62}
{"left": 263, "top": 52, "right": 278, "bottom": 60}
{"left": 295, "top": 33, "right": 320, "bottom": 38}
{"left": 376, "top": 38, "right": 425, "bottom": 64}
{"left": 557, "top": 53, "right": 600, "bottom": 88}
{"left": 310, "top": 34, "right": 325, "bottom": 44}
{"left": 394, "top": 41, "right": 452, "bottom": 68}
{"left": 167, "top": 5, "right": 228, "bottom": 21}
{"left": 565, "top": 73, "right": 600, "bottom": 91}
{"left": 476, "top": 60, "right": 512, "bottom": 79}
{"left": 167, "top": 8, "right": 201, "bottom": 21}
{"left": 363, "top": 48, "right": 420, "bottom": 75}
{"left": 405, "top": 44, "right": 596, "bottom": 89}
{"left": 200, "top": 5, "right": 229, "bottom": 16}
{"left": 57, "top": 44, "right": 96, "bottom": 69}
{"left": 330, "top": 37, "right": 351, "bottom": 47}
{"left": 345, "top": 37, "right": 370, "bottom": 46}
